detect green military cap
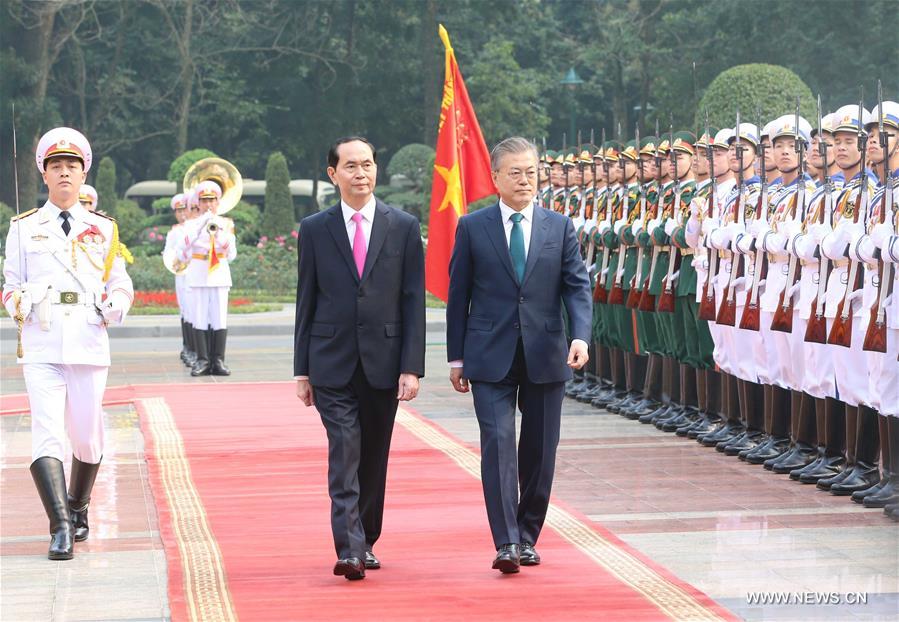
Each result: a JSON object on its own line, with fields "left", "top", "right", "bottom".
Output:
{"left": 639, "top": 136, "right": 658, "bottom": 156}
{"left": 544, "top": 149, "right": 559, "bottom": 164}
{"left": 562, "top": 149, "right": 578, "bottom": 166}
{"left": 620, "top": 140, "right": 639, "bottom": 162}
{"left": 657, "top": 134, "right": 671, "bottom": 155}
{"left": 603, "top": 140, "right": 622, "bottom": 162}
{"left": 578, "top": 144, "right": 597, "bottom": 163}
{"left": 671, "top": 131, "right": 697, "bottom": 154}
{"left": 694, "top": 128, "right": 719, "bottom": 148}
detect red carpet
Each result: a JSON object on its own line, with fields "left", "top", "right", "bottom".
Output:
{"left": 2, "top": 383, "right": 734, "bottom": 621}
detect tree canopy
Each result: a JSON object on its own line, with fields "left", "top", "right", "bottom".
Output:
{"left": 1, "top": 0, "right": 896, "bottom": 211}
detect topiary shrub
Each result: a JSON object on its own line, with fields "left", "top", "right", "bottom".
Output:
{"left": 94, "top": 157, "right": 118, "bottom": 218}
{"left": 387, "top": 144, "right": 436, "bottom": 188}
{"left": 227, "top": 200, "right": 261, "bottom": 245}
{"left": 696, "top": 64, "right": 815, "bottom": 132}
{"left": 167, "top": 148, "right": 219, "bottom": 189}
{"left": 114, "top": 199, "right": 148, "bottom": 246}
{"left": 260, "top": 151, "right": 295, "bottom": 237}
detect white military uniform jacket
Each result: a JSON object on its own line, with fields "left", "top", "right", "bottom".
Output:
{"left": 176, "top": 213, "right": 237, "bottom": 288}
{"left": 2, "top": 202, "right": 134, "bottom": 366}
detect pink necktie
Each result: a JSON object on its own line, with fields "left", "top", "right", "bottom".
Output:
{"left": 351, "top": 212, "right": 367, "bottom": 277}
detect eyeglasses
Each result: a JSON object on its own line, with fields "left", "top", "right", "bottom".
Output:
{"left": 504, "top": 169, "right": 538, "bottom": 181}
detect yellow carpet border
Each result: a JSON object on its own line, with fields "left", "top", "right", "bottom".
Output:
{"left": 396, "top": 408, "right": 727, "bottom": 622}
{"left": 141, "top": 397, "right": 238, "bottom": 622}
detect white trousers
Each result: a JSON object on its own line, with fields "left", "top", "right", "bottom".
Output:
{"left": 175, "top": 275, "right": 187, "bottom": 321}
{"left": 867, "top": 328, "right": 898, "bottom": 417}
{"left": 23, "top": 363, "right": 108, "bottom": 464}
{"left": 833, "top": 318, "right": 869, "bottom": 407}
{"left": 801, "top": 318, "right": 837, "bottom": 399}
{"left": 192, "top": 286, "right": 229, "bottom": 330}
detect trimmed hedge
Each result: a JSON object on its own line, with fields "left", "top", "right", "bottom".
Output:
{"left": 696, "top": 64, "right": 815, "bottom": 131}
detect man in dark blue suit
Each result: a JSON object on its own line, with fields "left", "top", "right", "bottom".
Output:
{"left": 447, "top": 137, "right": 592, "bottom": 574}
{"left": 294, "top": 137, "right": 425, "bottom": 581}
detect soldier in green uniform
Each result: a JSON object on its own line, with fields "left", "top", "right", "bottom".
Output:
{"left": 604, "top": 140, "right": 648, "bottom": 413}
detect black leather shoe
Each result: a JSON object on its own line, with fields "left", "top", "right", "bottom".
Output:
{"left": 364, "top": 550, "right": 380, "bottom": 569}
{"left": 723, "top": 430, "right": 764, "bottom": 456}
{"left": 700, "top": 421, "right": 744, "bottom": 447}
{"left": 519, "top": 542, "right": 541, "bottom": 566}
{"left": 817, "top": 465, "right": 853, "bottom": 491}
{"left": 492, "top": 543, "right": 520, "bottom": 574}
{"left": 744, "top": 436, "right": 789, "bottom": 464}
{"left": 862, "top": 478, "right": 897, "bottom": 508}
{"left": 333, "top": 557, "right": 365, "bottom": 580}
{"left": 591, "top": 388, "right": 624, "bottom": 409}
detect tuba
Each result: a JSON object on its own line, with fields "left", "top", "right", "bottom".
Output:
{"left": 182, "top": 157, "right": 243, "bottom": 216}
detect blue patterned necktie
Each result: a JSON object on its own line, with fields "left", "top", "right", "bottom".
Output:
{"left": 509, "top": 212, "right": 525, "bottom": 282}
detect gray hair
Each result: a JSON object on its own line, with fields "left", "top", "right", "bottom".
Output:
{"left": 490, "top": 136, "right": 539, "bottom": 171}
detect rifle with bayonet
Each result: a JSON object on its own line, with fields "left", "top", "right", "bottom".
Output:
{"left": 608, "top": 135, "right": 630, "bottom": 306}
{"left": 739, "top": 106, "right": 770, "bottom": 331}
{"left": 828, "top": 90, "right": 869, "bottom": 347}
{"left": 639, "top": 121, "right": 664, "bottom": 311}
{"left": 593, "top": 127, "right": 612, "bottom": 303}
{"left": 804, "top": 95, "right": 835, "bottom": 343}
{"left": 716, "top": 109, "right": 745, "bottom": 326}
{"left": 698, "top": 109, "right": 720, "bottom": 321}
{"left": 863, "top": 80, "right": 893, "bottom": 352}
{"left": 627, "top": 122, "right": 647, "bottom": 309}
{"left": 771, "top": 98, "right": 807, "bottom": 332}
{"left": 574, "top": 130, "right": 586, "bottom": 218}
{"left": 656, "top": 118, "right": 680, "bottom": 314}
{"left": 583, "top": 129, "right": 598, "bottom": 275}
{"left": 562, "top": 133, "right": 574, "bottom": 216}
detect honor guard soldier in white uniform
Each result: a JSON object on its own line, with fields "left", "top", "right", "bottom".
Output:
{"left": 3, "top": 127, "right": 134, "bottom": 560}
{"left": 176, "top": 179, "right": 237, "bottom": 376}
{"left": 162, "top": 193, "right": 193, "bottom": 365}
{"left": 78, "top": 185, "right": 98, "bottom": 211}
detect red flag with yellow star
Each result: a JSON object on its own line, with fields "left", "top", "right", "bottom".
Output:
{"left": 425, "top": 25, "right": 494, "bottom": 301}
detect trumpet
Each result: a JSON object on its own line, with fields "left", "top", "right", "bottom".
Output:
{"left": 206, "top": 220, "right": 219, "bottom": 234}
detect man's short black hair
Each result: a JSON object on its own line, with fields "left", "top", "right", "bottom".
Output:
{"left": 328, "top": 136, "right": 377, "bottom": 169}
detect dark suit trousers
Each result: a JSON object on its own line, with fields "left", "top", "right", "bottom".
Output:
{"left": 313, "top": 363, "right": 399, "bottom": 559}
{"left": 471, "top": 340, "right": 565, "bottom": 549}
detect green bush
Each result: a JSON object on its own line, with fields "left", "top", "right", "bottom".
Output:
{"left": 115, "top": 199, "right": 148, "bottom": 246}
{"left": 260, "top": 152, "right": 296, "bottom": 237}
{"left": 127, "top": 253, "right": 173, "bottom": 291}
{"left": 152, "top": 197, "right": 173, "bottom": 215}
{"left": 386, "top": 144, "right": 435, "bottom": 188}
{"left": 696, "top": 64, "right": 815, "bottom": 132}
{"left": 167, "top": 148, "right": 219, "bottom": 188}
{"left": 228, "top": 200, "right": 261, "bottom": 245}
{"left": 229, "top": 237, "right": 298, "bottom": 295}
{"left": 95, "top": 157, "right": 118, "bottom": 218}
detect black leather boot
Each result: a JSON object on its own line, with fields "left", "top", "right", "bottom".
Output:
{"left": 183, "top": 322, "right": 197, "bottom": 367}
{"left": 769, "top": 392, "right": 817, "bottom": 473}
{"left": 179, "top": 319, "right": 189, "bottom": 363}
{"left": 724, "top": 382, "right": 765, "bottom": 455}
{"left": 623, "top": 353, "right": 662, "bottom": 419}
{"left": 566, "top": 367, "right": 587, "bottom": 398}
{"left": 190, "top": 328, "right": 212, "bottom": 376}
{"left": 210, "top": 329, "right": 231, "bottom": 376}
{"left": 831, "top": 406, "right": 881, "bottom": 495}
{"left": 745, "top": 386, "right": 790, "bottom": 463}
{"left": 689, "top": 369, "right": 723, "bottom": 439}
{"left": 797, "top": 398, "right": 846, "bottom": 483}
{"left": 701, "top": 373, "right": 743, "bottom": 446}
{"left": 643, "top": 356, "right": 675, "bottom": 425}
{"left": 861, "top": 415, "right": 898, "bottom": 507}
{"left": 593, "top": 348, "right": 626, "bottom": 408}
{"left": 30, "top": 457, "right": 74, "bottom": 560}
{"left": 68, "top": 456, "right": 101, "bottom": 542}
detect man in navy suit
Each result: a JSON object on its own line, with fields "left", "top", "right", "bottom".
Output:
{"left": 447, "top": 137, "right": 592, "bottom": 574}
{"left": 294, "top": 137, "right": 425, "bottom": 581}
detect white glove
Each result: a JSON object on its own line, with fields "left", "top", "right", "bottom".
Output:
{"left": 870, "top": 223, "right": 892, "bottom": 249}
{"left": 101, "top": 301, "right": 124, "bottom": 325}
{"left": 5, "top": 290, "right": 31, "bottom": 320}
{"left": 701, "top": 217, "right": 720, "bottom": 237}
{"left": 664, "top": 219, "right": 677, "bottom": 236}
{"left": 733, "top": 234, "right": 753, "bottom": 255}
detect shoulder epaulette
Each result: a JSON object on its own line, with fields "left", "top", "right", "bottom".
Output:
{"left": 11, "top": 208, "right": 38, "bottom": 222}
{"left": 93, "top": 211, "right": 117, "bottom": 222}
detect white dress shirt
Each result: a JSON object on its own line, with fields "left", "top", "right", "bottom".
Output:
{"left": 499, "top": 199, "right": 533, "bottom": 258}
{"left": 341, "top": 197, "right": 377, "bottom": 250}
{"left": 449, "top": 200, "right": 586, "bottom": 369}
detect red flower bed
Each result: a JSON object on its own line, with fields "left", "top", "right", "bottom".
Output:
{"left": 133, "top": 291, "right": 252, "bottom": 308}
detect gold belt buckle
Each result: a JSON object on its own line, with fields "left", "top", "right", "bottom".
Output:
{"left": 59, "top": 291, "right": 78, "bottom": 305}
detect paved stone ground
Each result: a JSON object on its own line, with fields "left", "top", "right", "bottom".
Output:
{"left": 1, "top": 314, "right": 897, "bottom": 621}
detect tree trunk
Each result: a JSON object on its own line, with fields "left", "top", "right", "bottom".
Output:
{"left": 175, "top": 0, "right": 195, "bottom": 153}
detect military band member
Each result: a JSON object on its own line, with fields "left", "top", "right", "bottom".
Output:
{"left": 3, "top": 127, "right": 134, "bottom": 560}
{"left": 176, "top": 180, "right": 237, "bottom": 376}
{"left": 163, "top": 193, "right": 194, "bottom": 365}
{"left": 78, "top": 185, "right": 98, "bottom": 212}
